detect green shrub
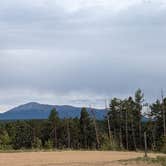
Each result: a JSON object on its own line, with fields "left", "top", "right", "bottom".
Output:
{"left": 32, "top": 137, "right": 42, "bottom": 149}
{"left": 100, "top": 134, "right": 120, "bottom": 150}
{"left": 0, "top": 145, "right": 13, "bottom": 150}
{"left": 44, "top": 140, "right": 53, "bottom": 149}
{"left": 160, "top": 136, "right": 166, "bottom": 153}
{"left": 0, "top": 130, "right": 11, "bottom": 145}
{"left": 156, "top": 156, "right": 166, "bottom": 166}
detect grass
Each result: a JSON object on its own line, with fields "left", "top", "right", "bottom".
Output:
{"left": 120, "top": 156, "right": 166, "bottom": 166}
{"left": 143, "top": 156, "right": 166, "bottom": 166}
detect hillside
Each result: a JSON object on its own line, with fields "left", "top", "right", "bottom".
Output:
{"left": 0, "top": 102, "right": 106, "bottom": 120}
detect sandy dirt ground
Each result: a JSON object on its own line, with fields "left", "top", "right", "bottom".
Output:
{"left": 0, "top": 151, "right": 165, "bottom": 166}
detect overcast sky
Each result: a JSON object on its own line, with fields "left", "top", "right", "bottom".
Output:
{"left": 0, "top": 0, "right": 166, "bottom": 112}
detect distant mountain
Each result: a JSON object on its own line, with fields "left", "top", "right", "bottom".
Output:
{"left": 0, "top": 102, "right": 107, "bottom": 120}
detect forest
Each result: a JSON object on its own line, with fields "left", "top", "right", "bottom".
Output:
{"left": 0, "top": 89, "right": 166, "bottom": 153}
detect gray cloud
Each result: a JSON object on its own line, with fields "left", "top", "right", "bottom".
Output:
{"left": 0, "top": 0, "right": 166, "bottom": 111}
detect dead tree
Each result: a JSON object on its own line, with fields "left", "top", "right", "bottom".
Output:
{"left": 144, "top": 132, "right": 148, "bottom": 158}
{"left": 161, "top": 89, "right": 166, "bottom": 137}
{"left": 66, "top": 118, "right": 71, "bottom": 149}
{"left": 139, "top": 112, "right": 142, "bottom": 149}
{"left": 105, "top": 100, "right": 112, "bottom": 144}
{"left": 119, "top": 102, "right": 123, "bottom": 149}
{"left": 125, "top": 106, "right": 129, "bottom": 150}
{"left": 131, "top": 119, "right": 137, "bottom": 151}
{"left": 90, "top": 106, "right": 100, "bottom": 149}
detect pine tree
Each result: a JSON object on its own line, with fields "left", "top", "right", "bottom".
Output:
{"left": 80, "top": 107, "right": 93, "bottom": 149}
{"left": 134, "top": 89, "right": 144, "bottom": 149}
{"left": 48, "top": 108, "right": 59, "bottom": 148}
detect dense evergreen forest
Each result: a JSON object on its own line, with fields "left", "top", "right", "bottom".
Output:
{"left": 0, "top": 89, "right": 166, "bottom": 153}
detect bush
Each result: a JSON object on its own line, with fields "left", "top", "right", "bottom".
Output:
{"left": 0, "top": 145, "right": 13, "bottom": 150}
{"left": 100, "top": 134, "right": 120, "bottom": 150}
{"left": 44, "top": 140, "right": 53, "bottom": 149}
{"left": 0, "top": 131, "right": 10, "bottom": 144}
{"left": 160, "top": 136, "right": 166, "bottom": 153}
{"left": 32, "top": 137, "right": 42, "bottom": 149}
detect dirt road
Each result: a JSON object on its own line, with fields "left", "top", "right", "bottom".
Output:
{"left": 0, "top": 151, "right": 164, "bottom": 166}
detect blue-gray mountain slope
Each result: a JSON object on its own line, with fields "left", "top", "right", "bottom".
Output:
{"left": 0, "top": 102, "right": 106, "bottom": 120}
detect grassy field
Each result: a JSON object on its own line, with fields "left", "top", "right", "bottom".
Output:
{"left": 0, "top": 151, "right": 165, "bottom": 166}
{"left": 115, "top": 156, "right": 166, "bottom": 166}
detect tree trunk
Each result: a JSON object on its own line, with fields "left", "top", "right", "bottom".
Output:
{"left": 152, "top": 127, "right": 156, "bottom": 150}
{"left": 105, "top": 100, "right": 112, "bottom": 143}
{"left": 163, "top": 107, "right": 166, "bottom": 137}
{"left": 139, "top": 118, "right": 142, "bottom": 149}
{"left": 144, "top": 132, "right": 148, "bottom": 158}
{"left": 131, "top": 120, "right": 137, "bottom": 151}
{"left": 67, "top": 119, "right": 71, "bottom": 149}
{"left": 91, "top": 109, "right": 100, "bottom": 149}
{"left": 161, "top": 89, "right": 166, "bottom": 136}
{"left": 54, "top": 125, "right": 57, "bottom": 149}
{"left": 125, "top": 109, "right": 129, "bottom": 150}
{"left": 119, "top": 108, "right": 123, "bottom": 149}
{"left": 33, "top": 128, "right": 36, "bottom": 145}
{"left": 107, "top": 114, "right": 112, "bottom": 143}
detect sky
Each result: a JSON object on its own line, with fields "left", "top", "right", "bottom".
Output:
{"left": 0, "top": 0, "right": 166, "bottom": 112}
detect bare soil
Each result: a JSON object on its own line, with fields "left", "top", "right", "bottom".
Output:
{"left": 0, "top": 151, "right": 165, "bottom": 166}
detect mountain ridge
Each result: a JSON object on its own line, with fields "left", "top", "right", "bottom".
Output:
{"left": 0, "top": 102, "right": 106, "bottom": 120}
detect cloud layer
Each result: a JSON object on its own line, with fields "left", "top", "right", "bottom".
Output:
{"left": 0, "top": 0, "right": 166, "bottom": 112}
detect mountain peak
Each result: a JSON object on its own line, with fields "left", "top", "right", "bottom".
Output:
{"left": 23, "top": 102, "right": 41, "bottom": 106}
{"left": 0, "top": 102, "right": 106, "bottom": 120}
{"left": 16, "top": 102, "right": 43, "bottom": 110}
{"left": 26, "top": 102, "right": 40, "bottom": 105}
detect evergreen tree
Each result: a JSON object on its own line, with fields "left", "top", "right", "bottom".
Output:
{"left": 80, "top": 107, "right": 94, "bottom": 149}
{"left": 13, "top": 121, "right": 33, "bottom": 149}
{"left": 48, "top": 108, "right": 59, "bottom": 148}
{"left": 134, "top": 89, "right": 144, "bottom": 149}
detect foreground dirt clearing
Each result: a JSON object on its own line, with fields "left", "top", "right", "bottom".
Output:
{"left": 0, "top": 151, "right": 165, "bottom": 166}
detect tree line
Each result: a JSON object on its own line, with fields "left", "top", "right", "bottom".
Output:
{"left": 0, "top": 89, "right": 166, "bottom": 152}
